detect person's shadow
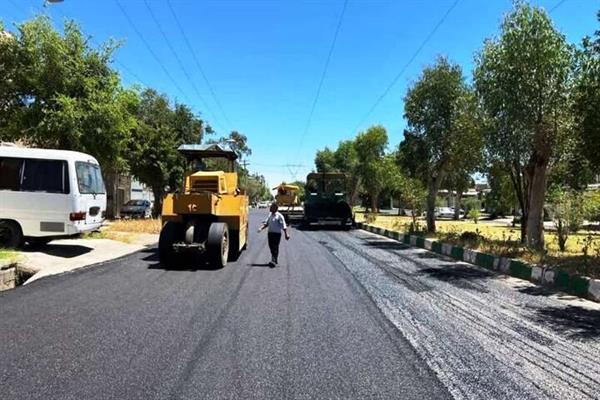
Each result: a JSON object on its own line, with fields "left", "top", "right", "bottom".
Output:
{"left": 248, "top": 263, "right": 272, "bottom": 268}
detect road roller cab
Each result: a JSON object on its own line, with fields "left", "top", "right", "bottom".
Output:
{"left": 159, "top": 144, "right": 249, "bottom": 268}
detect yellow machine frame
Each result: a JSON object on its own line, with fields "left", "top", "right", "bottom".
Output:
{"left": 159, "top": 144, "right": 249, "bottom": 267}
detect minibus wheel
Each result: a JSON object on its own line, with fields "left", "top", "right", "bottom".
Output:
{"left": 0, "top": 220, "right": 24, "bottom": 249}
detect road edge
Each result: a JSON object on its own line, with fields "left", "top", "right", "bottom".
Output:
{"left": 357, "top": 222, "right": 600, "bottom": 303}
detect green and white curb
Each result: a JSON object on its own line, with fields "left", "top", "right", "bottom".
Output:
{"left": 357, "top": 222, "right": 600, "bottom": 302}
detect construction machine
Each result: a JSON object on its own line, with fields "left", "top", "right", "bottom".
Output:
{"left": 273, "top": 183, "right": 303, "bottom": 222}
{"left": 159, "top": 144, "right": 249, "bottom": 268}
{"left": 302, "top": 172, "right": 354, "bottom": 228}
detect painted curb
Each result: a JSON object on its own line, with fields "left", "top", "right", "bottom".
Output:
{"left": 356, "top": 222, "right": 598, "bottom": 302}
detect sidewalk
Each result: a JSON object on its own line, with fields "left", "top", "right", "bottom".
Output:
{"left": 20, "top": 233, "right": 158, "bottom": 284}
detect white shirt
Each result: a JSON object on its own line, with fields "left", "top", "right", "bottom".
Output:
{"left": 264, "top": 212, "right": 287, "bottom": 233}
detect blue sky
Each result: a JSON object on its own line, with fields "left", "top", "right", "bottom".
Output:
{"left": 2, "top": 0, "right": 599, "bottom": 188}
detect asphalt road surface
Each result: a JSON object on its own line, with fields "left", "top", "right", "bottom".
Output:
{"left": 1, "top": 210, "right": 599, "bottom": 400}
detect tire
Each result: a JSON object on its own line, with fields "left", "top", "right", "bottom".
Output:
{"left": 207, "top": 222, "right": 229, "bottom": 268}
{"left": 0, "top": 220, "right": 24, "bottom": 249}
{"left": 159, "top": 221, "right": 181, "bottom": 267}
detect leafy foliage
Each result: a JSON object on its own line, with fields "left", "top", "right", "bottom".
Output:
{"left": 127, "top": 88, "right": 203, "bottom": 215}
{"left": 246, "top": 174, "right": 271, "bottom": 203}
{"left": 486, "top": 162, "right": 517, "bottom": 218}
{"left": 0, "top": 16, "right": 136, "bottom": 171}
{"left": 474, "top": 3, "right": 573, "bottom": 248}
{"left": 404, "top": 56, "right": 480, "bottom": 233}
{"left": 354, "top": 125, "right": 389, "bottom": 211}
{"left": 314, "top": 147, "right": 336, "bottom": 173}
{"left": 574, "top": 11, "right": 600, "bottom": 169}
{"left": 547, "top": 188, "right": 585, "bottom": 251}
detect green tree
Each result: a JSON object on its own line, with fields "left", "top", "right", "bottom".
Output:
{"left": 396, "top": 131, "right": 428, "bottom": 182}
{"left": 574, "top": 11, "right": 600, "bottom": 170}
{"left": 0, "top": 16, "right": 136, "bottom": 172}
{"left": 315, "top": 147, "right": 336, "bottom": 172}
{"left": 486, "top": 162, "right": 518, "bottom": 218}
{"left": 246, "top": 173, "right": 270, "bottom": 204}
{"left": 288, "top": 180, "right": 306, "bottom": 202}
{"left": 474, "top": 3, "right": 573, "bottom": 248}
{"left": 209, "top": 130, "right": 251, "bottom": 159}
{"left": 127, "top": 88, "right": 203, "bottom": 215}
{"left": 443, "top": 171, "right": 474, "bottom": 220}
{"left": 404, "top": 56, "right": 478, "bottom": 233}
{"left": 333, "top": 140, "right": 361, "bottom": 205}
{"left": 548, "top": 188, "right": 585, "bottom": 251}
{"left": 398, "top": 176, "right": 427, "bottom": 231}
{"left": 354, "top": 125, "right": 388, "bottom": 212}
{"left": 584, "top": 191, "right": 600, "bottom": 224}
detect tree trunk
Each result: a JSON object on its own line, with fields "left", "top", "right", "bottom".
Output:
{"left": 371, "top": 191, "right": 379, "bottom": 213}
{"left": 453, "top": 191, "right": 463, "bottom": 220}
{"left": 350, "top": 176, "right": 362, "bottom": 207}
{"left": 152, "top": 186, "right": 164, "bottom": 218}
{"left": 426, "top": 177, "right": 440, "bottom": 233}
{"left": 525, "top": 161, "right": 548, "bottom": 249}
{"left": 508, "top": 164, "right": 528, "bottom": 244}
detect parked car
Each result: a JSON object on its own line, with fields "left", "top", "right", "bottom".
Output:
{"left": 0, "top": 144, "right": 106, "bottom": 248}
{"left": 120, "top": 199, "right": 152, "bottom": 219}
{"left": 436, "top": 207, "right": 455, "bottom": 219}
{"left": 257, "top": 201, "right": 270, "bottom": 209}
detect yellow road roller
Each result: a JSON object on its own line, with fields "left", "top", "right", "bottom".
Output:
{"left": 273, "top": 183, "right": 304, "bottom": 222}
{"left": 159, "top": 144, "right": 249, "bottom": 268}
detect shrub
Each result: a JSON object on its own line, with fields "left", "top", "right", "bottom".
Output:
{"left": 548, "top": 188, "right": 585, "bottom": 251}
{"left": 464, "top": 198, "right": 481, "bottom": 213}
{"left": 364, "top": 213, "right": 377, "bottom": 224}
{"left": 460, "top": 231, "right": 482, "bottom": 245}
{"left": 584, "top": 191, "right": 600, "bottom": 224}
{"left": 468, "top": 208, "right": 481, "bottom": 224}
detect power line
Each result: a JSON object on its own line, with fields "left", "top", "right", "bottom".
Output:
{"left": 166, "top": 0, "right": 234, "bottom": 130}
{"left": 115, "top": 0, "right": 194, "bottom": 107}
{"left": 48, "top": 4, "right": 150, "bottom": 87}
{"left": 549, "top": 0, "right": 567, "bottom": 13}
{"left": 113, "top": 60, "right": 150, "bottom": 87}
{"left": 352, "top": 0, "right": 460, "bottom": 133}
{"left": 143, "top": 0, "right": 226, "bottom": 132}
{"left": 292, "top": 0, "right": 348, "bottom": 177}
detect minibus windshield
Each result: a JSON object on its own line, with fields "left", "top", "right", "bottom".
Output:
{"left": 76, "top": 162, "right": 105, "bottom": 195}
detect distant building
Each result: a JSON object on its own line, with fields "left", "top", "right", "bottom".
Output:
{"left": 130, "top": 179, "right": 154, "bottom": 202}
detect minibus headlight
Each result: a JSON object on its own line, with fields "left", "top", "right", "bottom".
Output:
{"left": 69, "top": 212, "right": 87, "bottom": 221}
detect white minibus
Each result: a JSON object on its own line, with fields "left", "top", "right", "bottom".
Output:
{"left": 0, "top": 144, "right": 106, "bottom": 247}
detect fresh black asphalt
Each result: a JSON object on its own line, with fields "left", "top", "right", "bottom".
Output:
{"left": 1, "top": 210, "right": 599, "bottom": 399}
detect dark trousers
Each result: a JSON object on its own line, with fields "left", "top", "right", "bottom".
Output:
{"left": 267, "top": 232, "right": 282, "bottom": 263}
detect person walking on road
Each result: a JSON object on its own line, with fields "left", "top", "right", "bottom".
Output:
{"left": 258, "top": 203, "right": 290, "bottom": 267}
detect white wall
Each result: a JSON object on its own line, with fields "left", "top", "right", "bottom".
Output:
{"left": 130, "top": 179, "right": 154, "bottom": 202}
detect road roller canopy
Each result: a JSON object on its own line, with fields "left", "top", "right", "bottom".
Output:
{"left": 179, "top": 143, "right": 238, "bottom": 173}
{"left": 272, "top": 184, "right": 300, "bottom": 193}
{"left": 178, "top": 144, "right": 238, "bottom": 161}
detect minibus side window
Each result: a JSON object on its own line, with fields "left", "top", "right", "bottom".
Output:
{"left": 0, "top": 157, "right": 23, "bottom": 191}
{"left": 21, "top": 159, "right": 69, "bottom": 194}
